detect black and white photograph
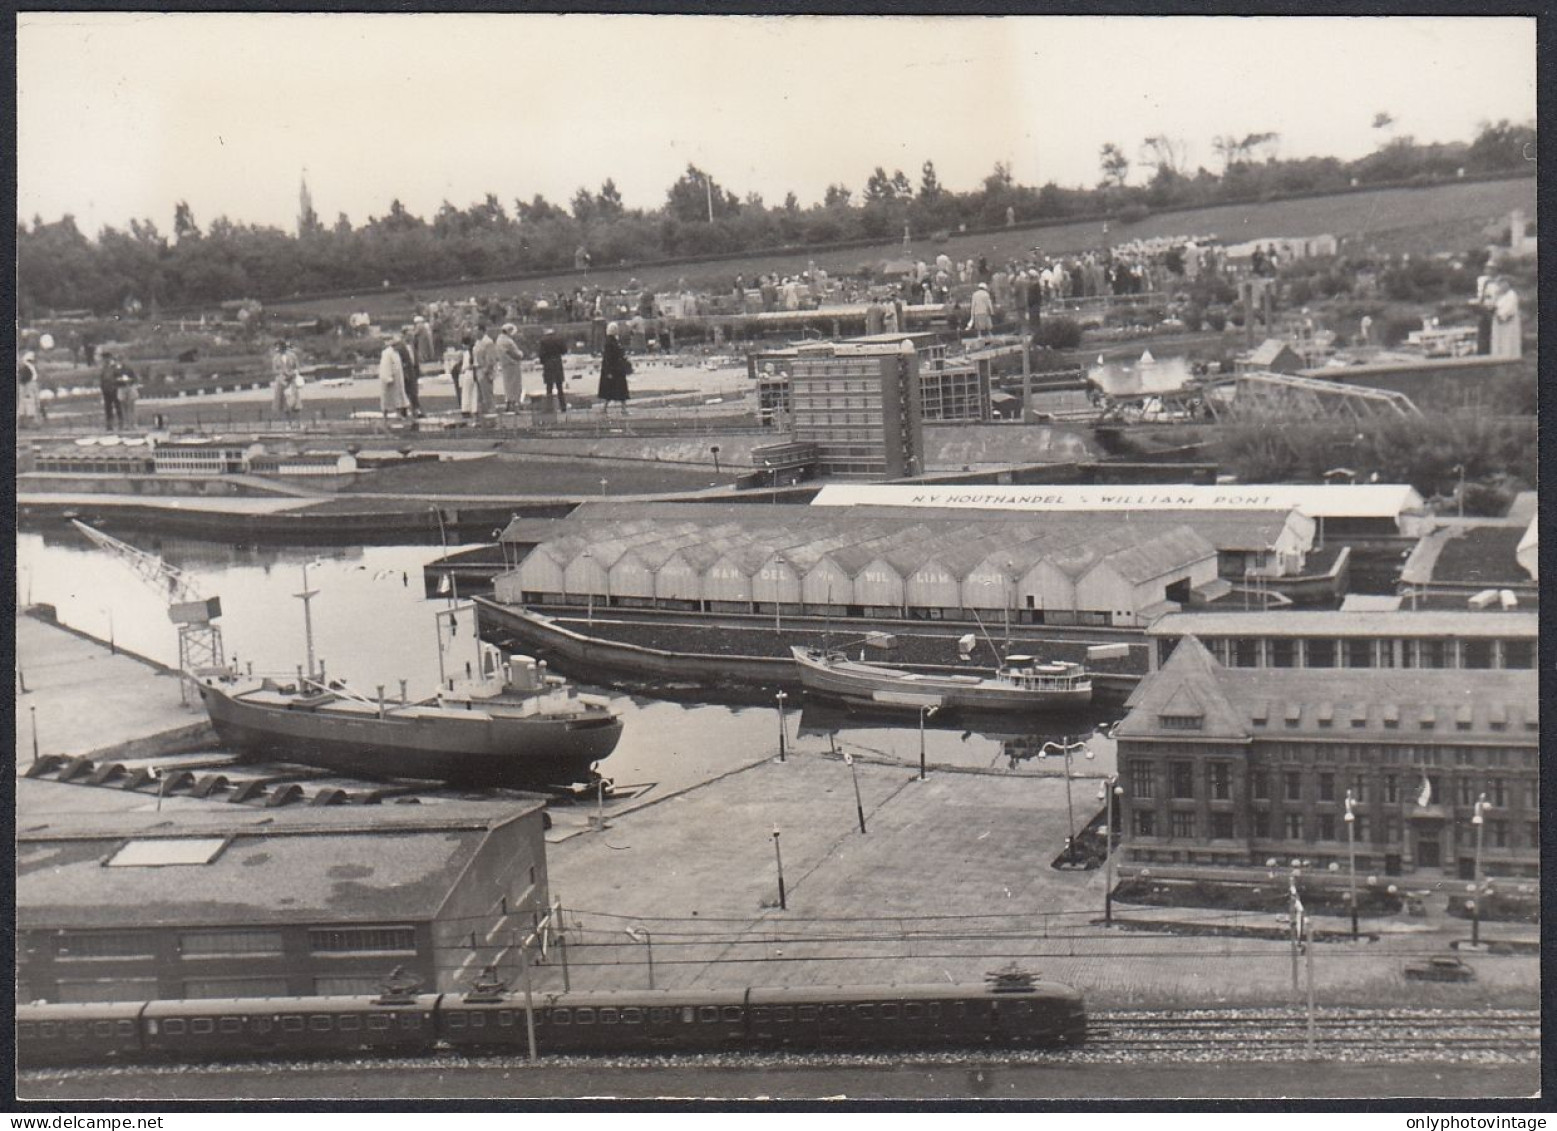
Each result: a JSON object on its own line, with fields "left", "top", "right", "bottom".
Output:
{"left": 12, "top": 11, "right": 1540, "bottom": 1108}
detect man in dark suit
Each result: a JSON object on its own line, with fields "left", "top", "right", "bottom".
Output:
{"left": 537, "top": 327, "right": 568, "bottom": 414}
{"left": 394, "top": 327, "right": 423, "bottom": 418}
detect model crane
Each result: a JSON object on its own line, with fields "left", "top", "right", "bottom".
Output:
{"left": 71, "top": 520, "right": 225, "bottom": 701}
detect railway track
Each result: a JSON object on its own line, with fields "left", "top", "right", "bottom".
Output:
{"left": 1088, "top": 1008, "right": 1540, "bottom": 1059}
{"left": 24, "top": 1007, "right": 1539, "bottom": 1083}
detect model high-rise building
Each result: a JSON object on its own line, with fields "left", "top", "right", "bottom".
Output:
{"left": 789, "top": 342, "right": 923, "bottom": 479}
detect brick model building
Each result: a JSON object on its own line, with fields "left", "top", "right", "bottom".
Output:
{"left": 1114, "top": 635, "right": 1538, "bottom": 881}
{"left": 17, "top": 803, "right": 548, "bottom": 1003}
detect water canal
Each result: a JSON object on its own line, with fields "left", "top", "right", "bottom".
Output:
{"left": 16, "top": 527, "right": 1122, "bottom": 796}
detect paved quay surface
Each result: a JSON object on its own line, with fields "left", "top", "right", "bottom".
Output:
{"left": 13, "top": 611, "right": 209, "bottom": 765}
{"left": 540, "top": 752, "right": 1536, "bottom": 1007}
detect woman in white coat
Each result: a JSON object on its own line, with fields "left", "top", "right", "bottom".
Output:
{"left": 1489, "top": 278, "right": 1522, "bottom": 359}
{"left": 454, "top": 334, "right": 479, "bottom": 417}
{"left": 379, "top": 335, "right": 409, "bottom": 418}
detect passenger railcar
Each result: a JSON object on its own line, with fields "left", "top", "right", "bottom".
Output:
{"left": 139, "top": 994, "right": 440, "bottom": 1061}
{"left": 451, "top": 981, "right": 1086, "bottom": 1055}
{"left": 16, "top": 977, "right": 1086, "bottom": 1067}
{"left": 15, "top": 1002, "right": 146, "bottom": 1067}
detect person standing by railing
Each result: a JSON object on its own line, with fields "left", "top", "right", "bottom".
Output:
{"left": 98, "top": 351, "right": 122, "bottom": 430}
{"left": 393, "top": 330, "right": 422, "bottom": 419}
{"left": 537, "top": 327, "right": 568, "bottom": 415}
{"left": 115, "top": 362, "right": 140, "bottom": 430}
{"left": 597, "top": 322, "right": 632, "bottom": 417}
{"left": 271, "top": 339, "right": 301, "bottom": 426}
{"left": 967, "top": 282, "right": 995, "bottom": 338}
{"left": 378, "top": 333, "right": 409, "bottom": 422}
{"left": 473, "top": 324, "right": 498, "bottom": 416}
{"left": 495, "top": 323, "right": 524, "bottom": 411}
{"left": 1489, "top": 278, "right": 1522, "bottom": 358}
{"left": 17, "top": 349, "right": 42, "bottom": 427}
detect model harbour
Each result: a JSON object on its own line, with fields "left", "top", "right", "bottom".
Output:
{"left": 13, "top": 14, "right": 1539, "bottom": 1098}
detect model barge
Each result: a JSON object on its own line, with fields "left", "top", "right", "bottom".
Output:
{"left": 791, "top": 645, "right": 1092, "bottom": 713}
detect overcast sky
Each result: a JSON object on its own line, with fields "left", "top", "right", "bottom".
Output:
{"left": 16, "top": 13, "right": 1537, "bottom": 236}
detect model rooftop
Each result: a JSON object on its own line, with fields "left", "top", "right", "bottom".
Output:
{"left": 1147, "top": 609, "right": 1538, "bottom": 638}
{"left": 1119, "top": 635, "right": 1537, "bottom": 742}
{"left": 17, "top": 802, "right": 541, "bottom": 930}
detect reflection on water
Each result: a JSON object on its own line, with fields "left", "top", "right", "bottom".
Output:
{"left": 16, "top": 530, "right": 1122, "bottom": 787}
{"left": 17, "top": 529, "right": 458, "bottom": 695}
{"left": 796, "top": 702, "right": 1118, "bottom": 777}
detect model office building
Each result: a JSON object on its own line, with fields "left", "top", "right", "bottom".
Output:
{"left": 789, "top": 342, "right": 924, "bottom": 479}
{"left": 1115, "top": 636, "right": 1538, "bottom": 880}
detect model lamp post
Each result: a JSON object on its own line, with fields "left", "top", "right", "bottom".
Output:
{"left": 918, "top": 704, "right": 939, "bottom": 781}
{"left": 1040, "top": 737, "right": 1089, "bottom": 865}
{"left": 1344, "top": 789, "right": 1359, "bottom": 940}
{"left": 846, "top": 751, "right": 866, "bottom": 834}
{"left": 1099, "top": 775, "right": 1122, "bottom": 925}
{"left": 625, "top": 927, "right": 654, "bottom": 990}
{"left": 1288, "top": 862, "right": 1304, "bottom": 995}
{"left": 775, "top": 691, "right": 788, "bottom": 762}
{"left": 771, "top": 825, "right": 787, "bottom": 910}
{"left": 1470, "top": 793, "right": 1490, "bottom": 947}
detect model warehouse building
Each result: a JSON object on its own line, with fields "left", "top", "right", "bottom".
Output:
{"left": 491, "top": 481, "right": 1422, "bottom": 627}
{"left": 496, "top": 501, "right": 1222, "bottom": 627}
{"left": 16, "top": 803, "right": 548, "bottom": 1004}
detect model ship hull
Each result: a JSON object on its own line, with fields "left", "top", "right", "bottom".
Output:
{"left": 791, "top": 647, "right": 1092, "bottom": 713}
{"left": 198, "top": 681, "right": 621, "bottom": 788}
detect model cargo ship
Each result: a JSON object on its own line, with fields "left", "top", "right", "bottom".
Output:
{"left": 791, "top": 645, "right": 1092, "bottom": 713}
{"left": 197, "top": 648, "right": 621, "bottom": 789}
{"left": 198, "top": 573, "right": 620, "bottom": 788}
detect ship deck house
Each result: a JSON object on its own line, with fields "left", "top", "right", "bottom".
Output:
{"left": 1114, "top": 637, "right": 1538, "bottom": 881}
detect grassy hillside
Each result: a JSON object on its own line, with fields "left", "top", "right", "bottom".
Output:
{"left": 268, "top": 177, "right": 1535, "bottom": 319}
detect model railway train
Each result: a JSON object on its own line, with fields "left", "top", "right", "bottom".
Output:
{"left": 18, "top": 977, "right": 1087, "bottom": 1068}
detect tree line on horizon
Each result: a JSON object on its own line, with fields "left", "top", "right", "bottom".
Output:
{"left": 16, "top": 120, "right": 1534, "bottom": 319}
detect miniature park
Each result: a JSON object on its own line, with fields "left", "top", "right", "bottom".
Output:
{"left": 14, "top": 154, "right": 1540, "bottom": 1092}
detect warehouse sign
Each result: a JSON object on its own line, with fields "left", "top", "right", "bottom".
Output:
{"left": 810, "top": 483, "right": 1425, "bottom": 519}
